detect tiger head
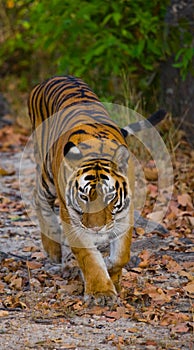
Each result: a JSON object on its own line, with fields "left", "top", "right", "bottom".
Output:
{"left": 58, "top": 134, "right": 134, "bottom": 246}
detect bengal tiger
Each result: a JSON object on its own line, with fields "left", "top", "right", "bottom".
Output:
{"left": 28, "top": 75, "right": 166, "bottom": 305}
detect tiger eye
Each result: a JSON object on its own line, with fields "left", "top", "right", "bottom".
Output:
{"left": 80, "top": 194, "right": 88, "bottom": 201}
{"left": 105, "top": 193, "right": 115, "bottom": 202}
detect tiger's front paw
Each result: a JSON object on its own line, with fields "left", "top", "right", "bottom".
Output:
{"left": 84, "top": 291, "right": 117, "bottom": 307}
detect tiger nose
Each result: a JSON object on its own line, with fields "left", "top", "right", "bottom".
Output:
{"left": 90, "top": 226, "right": 103, "bottom": 232}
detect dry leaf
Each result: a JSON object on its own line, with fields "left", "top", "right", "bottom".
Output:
{"left": 3, "top": 296, "right": 27, "bottom": 309}
{"left": 4, "top": 272, "right": 13, "bottom": 283}
{"left": 26, "top": 261, "right": 43, "bottom": 269}
{"left": 147, "top": 210, "right": 164, "bottom": 222}
{"left": 31, "top": 252, "right": 46, "bottom": 259}
{"left": 183, "top": 281, "right": 194, "bottom": 294}
{"left": 23, "top": 245, "right": 39, "bottom": 252}
{"left": 145, "top": 340, "right": 157, "bottom": 346}
{"left": 171, "top": 323, "right": 189, "bottom": 333}
{"left": 50, "top": 338, "right": 63, "bottom": 344}
{"left": 135, "top": 227, "right": 145, "bottom": 235}
{"left": 0, "top": 281, "right": 5, "bottom": 291}
{"left": 160, "top": 312, "right": 189, "bottom": 326}
{"left": 144, "top": 167, "right": 158, "bottom": 181}
{"left": 177, "top": 193, "right": 193, "bottom": 208}
{"left": 29, "top": 278, "right": 41, "bottom": 289}
{"left": 188, "top": 216, "right": 194, "bottom": 226}
{"left": 146, "top": 285, "right": 171, "bottom": 304}
{"left": 0, "top": 167, "right": 15, "bottom": 176}
{"left": 179, "top": 271, "right": 193, "bottom": 281}
{"left": 107, "top": 334, "right": 115, "bottom": 341}
{"left": 0, "top": 310, "right": 9, "bottom": 317}
{"left": 105, "top": 308, "right": 125, "bottom": 321}
{"left": 58, "top": 283, "right": 79, "bottom": 295}
{"left": 139, "top": 250, "right": 151, "bottom": 268}
{"left": 10, "top": 276, "right": 23, "bottom": 290}
{"left": 126, "top": 328, "right": 139, "bottom": 333}
{"left": 147, "top": 184, "right": 158, "bottom": 198}
{"left": 0, "top": 126, "right": 27, "bottom": 151}
{"left": 165, "top": 259, "right": 182, "bottom": 273}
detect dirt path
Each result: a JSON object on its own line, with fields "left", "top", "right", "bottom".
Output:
{"left": 0, "top": 127, "right": 193, "bottom": 349}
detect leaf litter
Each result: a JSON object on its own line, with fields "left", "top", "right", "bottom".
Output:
{"left": 0, "top": 125, "right": 193, "bottom": 349}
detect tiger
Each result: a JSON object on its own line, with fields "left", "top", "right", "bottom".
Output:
{"left": 28, "top": 75, "right": 166, "bottom": 305}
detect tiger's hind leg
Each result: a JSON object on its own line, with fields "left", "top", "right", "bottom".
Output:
{"left": 34, "top": 185, "right": 62, "bottom": 263}
{"left": 41, "top": 232, "right": 62, "bottom": 263}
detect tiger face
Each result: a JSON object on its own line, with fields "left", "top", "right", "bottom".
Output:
{"left": 60, "top": 142, "right": 133, "bottom": 246}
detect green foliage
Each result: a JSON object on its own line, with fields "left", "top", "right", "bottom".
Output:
{"left": 28, "top": 0, "right": 169, "bottom": 92}
{"left": 164, "top": 15, "right": 194, "bottom": 81}
{"left": 0, "top": 0, "right": 193, "bottom": 105}
{"left": 173, "top": 47, "right": 194, "bottom": 80}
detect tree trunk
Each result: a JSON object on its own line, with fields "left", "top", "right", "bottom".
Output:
{"left": 160, "top": 0, "right": 194, "bottom": 147}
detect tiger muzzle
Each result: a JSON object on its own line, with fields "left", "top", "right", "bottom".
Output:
{"left": 82, "top": 204, "right": 112, "bottom": 231}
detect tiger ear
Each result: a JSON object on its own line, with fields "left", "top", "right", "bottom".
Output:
{"left": 63, "top": 142, "right": 82, "bottom": 170}
{"left": 113, "top": 145, "right": 130, "bottom": 174}
{"left": 63, "top": 142, "right": 82, "bottom": 159}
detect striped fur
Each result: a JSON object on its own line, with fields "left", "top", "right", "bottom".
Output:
{"left": 28, "top": 76, "right": 164, "bottom": 304}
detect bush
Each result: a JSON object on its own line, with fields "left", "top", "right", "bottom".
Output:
{"left": 0, "top": 0, "right": 193, "bottom": 108}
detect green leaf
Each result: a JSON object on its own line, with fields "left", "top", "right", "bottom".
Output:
{"left": 112, "top": 12, "right": 122, "bottom": 26}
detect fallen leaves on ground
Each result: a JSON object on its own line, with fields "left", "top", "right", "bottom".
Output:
{"left": 0, "top": 125, "right": 28, "bottom": 151}
{"left": 0, "top": 122, "right": 193, "bottom": 349}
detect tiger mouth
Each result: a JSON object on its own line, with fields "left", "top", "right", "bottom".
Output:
{"left": 85, "top": 226, "right": 126, "bottom": 241}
